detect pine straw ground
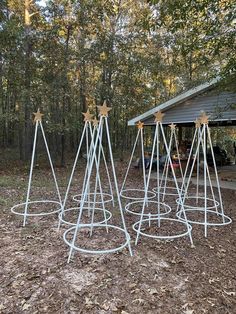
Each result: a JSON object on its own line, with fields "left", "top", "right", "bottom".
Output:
{"left": 0, "top": 162, "right": 235, "bottom": 314}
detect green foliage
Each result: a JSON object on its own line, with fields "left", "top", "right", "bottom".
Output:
{"left": 0, "top": 0, "right": 235, "bottom": 163}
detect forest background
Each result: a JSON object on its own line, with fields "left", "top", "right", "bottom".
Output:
{"left": 0, "top": 0, "right": 235, "bottom": 166}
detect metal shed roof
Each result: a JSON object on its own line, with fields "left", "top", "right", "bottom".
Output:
{"left": 128, "top": 77, "right": 236, "bottom": 126}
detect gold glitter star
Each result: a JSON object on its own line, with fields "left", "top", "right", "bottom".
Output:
{"left": 82, "top": 109, "right": 93, "bottom": 122}
{"left": 168, "top": 123, "right": 176, "bottom": 130}
{"left": 137, "top": 121, "right": 144, "bottom": 129}
{"left": 195, "top": 118, "right": 201, "bottom": 128}
{"left": 199, "top": 112, "right": 209, "bottom": 124}
{"left": 92, "top": 117, "right": 99, "bottom": 127}
{"left": 33, "top": 108, "right": 44, "bottom": 123}
{"left": 97, "top": 100, "right": 112, "bottom": 117}
{"left": 154, "top": 111, "right": 165, "bottom": 123}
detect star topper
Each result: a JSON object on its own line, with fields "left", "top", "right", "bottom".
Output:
{"left": 137, "top": 121, "right": 144, "bottom": 129}
{"left": 92, "top": 117, "right": 99, "bottom": 128}
{"left": 33, "top": 108, "right": 44, "bottom": 123}
{"left": 154, "top": 111, "right": 165, "bottom": 123}
{"left": 199, "top": 112, "right": 209, "bottom": 125}
{"left": 195, "top": 118, "right": 201, "bottom": 128}
{"left": 82, "top": 109, "right": 93, "bottom": 122}
{"left": 168, "top": 123, "right": 176, "bottom": 130}
{"left": 97, "top": 100, "right": 112, "bottom": 117}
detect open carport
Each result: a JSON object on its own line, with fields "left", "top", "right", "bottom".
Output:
{"left": 128, "top": 77, "right": 236, "bottom": 186}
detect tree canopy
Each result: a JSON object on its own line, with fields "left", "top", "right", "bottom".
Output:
{"left": 0, "top": 0, "right": 235, "bottom": 164}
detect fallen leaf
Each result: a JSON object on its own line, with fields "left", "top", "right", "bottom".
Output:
{"left": 223, "top": 290, "right": 235, "bottom": 296}
{"left": 182, "top": 302, "right": 193, "bottom": 309}
{"left": 207, "top": 298, "right": 216, "bottom": 307}
{"left": 128, "top": 283, "right": 136, "bottom": 289}
{"left": 101, "top": 301, "right": 109, "bottom": 311}
{"left": 209, "top": 278, "right": 220, "bottom": 284}
{"left": 148, "top": 288, "right": 158, "bottom": 295}
{"left": 0, "top": 303, "right": 5, "bottom": 310}
{"left": 183, "top": 309, "right": 194, "bottom": 314}
{"left": 132, "top": 298, "right": 145, "bottom": 305}
{"left": 85, "top": 297, "right": 93, "bottom": 309}
{"left": 22, "top": 303, "right": 31, "bottom": 311}
{"left": 160, "top": 286, "right": 168, "bottom": 292}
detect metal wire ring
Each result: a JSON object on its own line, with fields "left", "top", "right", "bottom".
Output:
{"left": 58, "top": 206, "right": 112, "bottom": 226}
{"left": 72, "top": 192, "right": 113, "bottom": 204}
{"left": 133, "top": 217, "right": 192, "bottom": 240}
{"left": 125, "top": 200, "right": 171, "bottom": 217}
{"left": 63, "top": 224, "right": 131, "bottom": 254}
{"left": 120, "top": 188, "right": 156, "bottom": 200}
{"left": 11, "top": 200, "right": 62, "bottom": 217}
{"left": 176, "top": 196, "right": 220, "bottom": 210}
{"left": 176, "top": 208, "right": 232, "bottom": 226}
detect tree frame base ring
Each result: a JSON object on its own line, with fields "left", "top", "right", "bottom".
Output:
{"left": 72, "top": 192, "right": 113, "bottom": 204}
{"left": 125, "top": 200, "right": 171, "bottom": 217}
{"left": 11, "top": 200, "right": 62, "bottom": 217}
{"left": 58, "top": 207, "right": 112, "bottom": 227}
{"left": 133, "top": 217, "right": 192, "bottom": 240}
{"left": 153, "top": 186, "right": 185, "bottom": 197}
{"left": 120, "top": 188, "right": 156, "bottom": 201}
{"left": 176, "top": 208, "right": 232, "bottom": 226}
{"left": 63, "top": 224, "right": 131, "bottom": 254}
{"left": 176, "top": 196, "right": 220, "bottom": 210}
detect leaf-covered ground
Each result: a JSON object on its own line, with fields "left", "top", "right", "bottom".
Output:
{"left": 0, "top": 162, "right": 235, "bottom": 314}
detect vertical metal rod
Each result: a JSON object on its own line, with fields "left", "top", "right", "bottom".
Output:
{"left": 100, "top": 139, "right": 114, "bottom": 206}
{"left": 161, "top": 131, "right": 173, "bottom": 202}
{"left": 196, "top": 128, "right": 200, "bottom": 204}
{"left": 58, "top": 123, "right": 87, "bottom": 229}
{"left": 198, "top": 128, "right": 218, "bottom": 214}
{"left": 85, "top": 124, "right": 91, "bottom": 212}
{"left": 140, "top": 128, "right": 148, "bottom": 208}
{"left": 67, "top": 120, "right": 103, "bottom": 262}
{"left": 174, "top": 131, "right": 184, "bottom": 190}
{"left": 180, "top": 127, "right": 204, "bottom": 211}
{"left": 206, "top": 125, "right": 225, "bottom": 221}
{"left": 40, "top": 122, "right": 62, "bottom": 205}
{"left": 156, "top": 124, "right": 160, "bottom": 227}
{"left": 160, "top": 123, "right": 193, "bottom": 245}
{"left": 81, "top": 124, "right": 94, "bottom": 198}
{"left": 23, "top": 121, "right": 39, "bottom": 226}
{"left": 141, "top": 128, "right": 147, "bottom": 191}
{"left": 95, "top": 123, "right": 108, "bottom": 230}
{"left": 177, "top": 128, "right": 198, "bottom": 212}
{"left": 89, "top": 121, "right": 108, "bottom": 235}
{"left": 104, "top": 117, "right": 133, "bottom": 256}
{"left": 120, "top": 130, "right": 140, "bottom": 193}
{"left": 203, "top": 124, "right": 208, "bottom": 237}
{"left": 135, "top": 125, "right": 158, "bottom": 245}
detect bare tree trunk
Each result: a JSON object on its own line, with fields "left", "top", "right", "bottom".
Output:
{"left": 61, "top": 24, "right": 72, "bottom": 166}
{"left": 23, "top": 0, "right": 33, "bottom": 160}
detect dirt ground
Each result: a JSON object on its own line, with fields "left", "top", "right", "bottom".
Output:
{"left": 0, "top": 162, "right": 235, "bottom": 314}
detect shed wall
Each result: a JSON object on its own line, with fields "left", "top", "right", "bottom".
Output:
{"left": 143, "top": 91, "right": 236, "bottom": 125}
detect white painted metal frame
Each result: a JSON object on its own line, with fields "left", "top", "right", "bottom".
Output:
{"left": 152, "top": 125, "right": 185, "bottom": 200}
{"left": 11, "top": 120, "right": 62, "bottom": 226}
{"left": 125, "top": 200, "right": 171, "bottom": 218}
{"left": 64, "top": 116, "right": 132, "bottom": 262}
{"left": 58, "top": 120, "right": 113, "bottom": 228}
{"left": 176, "top": 122, "right": 232, "bottom": 236}
{"left": 74, "top": 122, "right": 114, "bottom": 207}
{"left": 134, "top": 120, "right": 193, "bottom": 245}
{"left": 120, "top": 127, "right": 156, "bottom": 202}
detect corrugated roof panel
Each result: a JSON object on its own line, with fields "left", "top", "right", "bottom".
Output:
{"left": 142, "top": 91, "right": 236, "bottom": 125}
